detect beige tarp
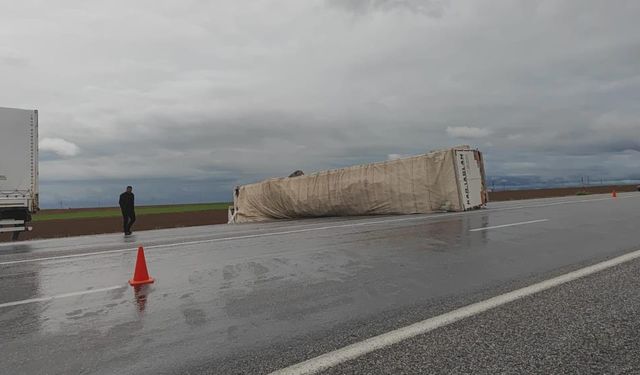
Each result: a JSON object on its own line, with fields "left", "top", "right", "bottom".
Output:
{"left": 232, "top": 147, "right": 474, "bottom": 223}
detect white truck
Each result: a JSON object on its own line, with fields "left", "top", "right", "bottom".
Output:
{"left": 0, "top": 107, "right": 39, "bottom": 240}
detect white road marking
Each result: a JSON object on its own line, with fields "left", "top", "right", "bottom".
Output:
{"left": 1, "top": 194, "right": 637, "bottom": 266}
{"left": 0, "top": 248, "right": 136, "bottom": 266}
{"left": 495, "top": 196, "right": 617, "bottom": 210}
{"left": 0, "top": 215, "right": 443, "bottom": 266}
{"left": 269, "top": 248, "right": 640, "bottom": 375}
{"left": 0, "top": 285, "right": 124, "bottom": 309}
{"left": 469, "top": 219, "right": 549, "bottom": 232}
{"left": 0, "top": 218, "right": 365, "bottom": 250}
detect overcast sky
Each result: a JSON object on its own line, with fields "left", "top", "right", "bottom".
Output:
{"left": 1, "top": 0, "right": 639, "bottom": 207}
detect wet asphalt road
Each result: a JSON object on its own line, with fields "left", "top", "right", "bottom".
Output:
{"left": 325, "top": 257, "right": 640, "bottom": 375}
{"left": 1, "top": 193, "right": 639, "bottom": 374}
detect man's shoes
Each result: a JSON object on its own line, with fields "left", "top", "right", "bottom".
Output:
{"left": 124, "top": 232, "right": 132, "bottom": 236}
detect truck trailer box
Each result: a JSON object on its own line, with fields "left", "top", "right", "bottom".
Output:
{"left": 229, "top": 146, "right": 487, "bottom": 223}
{"left": 0, "top": 107, "right": 39, "bottom": 238}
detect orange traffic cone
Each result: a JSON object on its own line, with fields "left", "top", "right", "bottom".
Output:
{"left": 129, "top": 246, "right": 155, "bottom": 286}
{"left": 612, "top": 190, "right": 617, "bottom": 198}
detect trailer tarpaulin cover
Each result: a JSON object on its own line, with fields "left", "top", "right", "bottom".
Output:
{"left": 232, "top": 146, "right": 483, "bottom": 223}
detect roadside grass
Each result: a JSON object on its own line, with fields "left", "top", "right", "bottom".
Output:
{"left": 33, "top": 202, "right": 231, "bottom": 222}
{"left": 575, "top": 191, "right": 591, "bottom": 196}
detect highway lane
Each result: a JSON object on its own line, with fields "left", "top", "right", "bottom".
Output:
{"left": 0, "top": 193, "right": 639, "bottom": 374}
{"left": 0, "top": 194, "right": 630, "bottom": 262}
{"left": 324, "top": 256, "right": 640, "bottom": 375}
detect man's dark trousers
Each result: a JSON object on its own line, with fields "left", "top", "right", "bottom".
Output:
{"left": 122, "top": 210, "right": 136, "bottom": 234}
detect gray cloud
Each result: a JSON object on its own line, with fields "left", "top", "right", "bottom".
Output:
{"left": 447, "top": 126, "right": 491, "bottom": 139}
{"left": 1, "top": 56, "right": 29, "bottom": 68}
{"left": 39, "top": 138, "right": 80, "bottom": 157}
{"left": 326, "top": 0, "right": 448, "bottom": 17}
{"left": 1, "top": 0, "right": 639, "bottom": 207}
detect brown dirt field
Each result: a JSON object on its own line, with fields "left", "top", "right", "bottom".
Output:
{"left": 489, "top": 184, "right": 639, "bottom": 201}
{"left": 2, "top": 184, "right": 637, "bottom": 242}
{"left": 0, "top": 210, "right": 229, "bottom": 242}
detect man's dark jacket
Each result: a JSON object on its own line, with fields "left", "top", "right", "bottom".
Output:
{"left": 119, "top": 192, "right": 135, "bottom": 214}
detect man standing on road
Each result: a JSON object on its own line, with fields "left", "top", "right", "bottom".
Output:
{"left": 119, "top": 186, "right": 136, "bottom": 235}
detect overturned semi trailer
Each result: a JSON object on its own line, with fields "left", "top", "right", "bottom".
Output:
{"left": 228, "top": 146, "right": 487, "bottom": 224}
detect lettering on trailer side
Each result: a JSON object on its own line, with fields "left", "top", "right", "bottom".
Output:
{"left": 458, "top": 153, "right": 471, "bottom": 207}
